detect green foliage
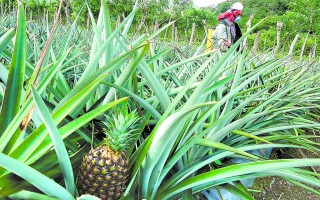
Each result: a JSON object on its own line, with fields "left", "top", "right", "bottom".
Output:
{"left": 180, "top": 7, "right": 215, "bottom": 27}
{"left": 108, "top": 0, "right": 134, "bottom": 17}
{"left": 6, "top": 0, "right": 318, "bottom": 55}
{"left": 215, "top": 0, "right": 319, "bottom": 55}
{"left": 289, "top": 0, "right": 320, "bottom": 31}
{"left": 22, "top": 0, "right": 59, "bottom": 14}
{"left": 0, "top": 2, "right": 320, "bottom": 200}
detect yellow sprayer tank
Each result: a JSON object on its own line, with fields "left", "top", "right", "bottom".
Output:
{"left": 206, "top": 29, "right": 214, "bottom": 52}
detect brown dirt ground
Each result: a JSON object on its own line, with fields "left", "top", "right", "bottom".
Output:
{"left": 251, "top": 176, "right": 320, "bottom": 200}
{"left": 251, "top": 145, "right": 320, "bottom": 200}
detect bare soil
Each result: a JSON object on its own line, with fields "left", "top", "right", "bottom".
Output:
{"left": 252, "top": 176, "right": 320, "bottom": 200}
{"left": 251, "top": 146, "right": 320, "bottom": 200}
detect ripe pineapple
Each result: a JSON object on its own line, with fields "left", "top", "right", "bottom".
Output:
{"left": 77, "top": 108, "right": 139, "bottom": 200}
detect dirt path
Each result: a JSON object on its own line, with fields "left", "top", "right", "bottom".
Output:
{"left": 251, "top": 147, "right": 320, "bottom": 200}
{"left": 252, "top": 176, "right": 320, "bottom": 200}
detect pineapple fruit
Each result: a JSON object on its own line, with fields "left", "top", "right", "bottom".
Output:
{"left": 77, "top": 108, "right": 139, "bottom": 200}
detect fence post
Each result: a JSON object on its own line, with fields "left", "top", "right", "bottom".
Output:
{"left": 309, "top": 47, "right": 313, "bottom": 64}
{"left": 243, "top": 14, "right": 254, "bottom": 49}
{"left": 202, "top": 19, "right": 207, "bottom": 35}
{"left": 312, "top": 34, "right": 317, "bottom": 59}
{"left": 136, "top": 14, "right": 146, "bottom": 36}
{"left": 65, "top": 0, "right": 71, "bottom": 24}
{"left": 87, "top": 12, "right": 90, "bottom": 29}
{"left": 309, "top": 35, "right": 317, "bottom": 63}
{"left": 300, "top": 31, "right": 309, "bottom": 60}
{"left": 171, "top": 22, "right": 175, "bottom": 45}
{"left": 116, "top": 15, "right": 121, "bottom": 28}
{"left": 184, "top": 29, "right": 188, "bottom": 44}
{"left": 175, "top": 26, "right": 178, "bottom": 43}
{"left": 274, "top": 21, "right": 283, "bottom": 55}
{"left": 153, "top": 20, "right": 159, "bottom": 33}
{"left": 252, "top": 31, "right": 261, "bottom": 54}
{"left": 189, "top": 22, "right": 196, "bottom": 46}
{"left": 149, "top": 20, "right": 159, "bottom": 46}
{"left": 288, "top": 34, "right": 300, "bottom": 56}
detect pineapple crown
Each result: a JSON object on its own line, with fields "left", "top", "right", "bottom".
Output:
{"left": 103, "top": 108, "right": 140, "bottom": 152}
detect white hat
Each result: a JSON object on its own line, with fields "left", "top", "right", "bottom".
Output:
{"left": 231, "top": 2, "right": 244, "bottom": 11}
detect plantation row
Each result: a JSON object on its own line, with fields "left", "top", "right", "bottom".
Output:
{"left": 2, "top": 0, "right": 320, "bottom": 57}
{"left": 0, "top": 1, "right": 320, "bottom": 199}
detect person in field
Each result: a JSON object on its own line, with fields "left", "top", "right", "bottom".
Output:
{"left": 212, "top": 2, "right": 244, "bottom": 51}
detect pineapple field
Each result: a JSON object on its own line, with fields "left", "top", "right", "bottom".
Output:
{"left": 0, "top": 0, "right": 320, "bottom": 200}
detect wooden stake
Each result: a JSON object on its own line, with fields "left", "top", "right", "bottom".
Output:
{"left": 313, "top": 34, "right": 317, "bottom": 59}
{"left": 175, "top": 26, "right": 178, "bottom": 43}
{"left": 171, "top": 22, "right": 175, "bottom": 45}
{"left": 116, "top": 15, "right": 121, "bottom": 28}
{"left": 136, "top": 14, "right": 146, "bottom": 35}
{"left": 281, "top": 35, "right": 290, "bottom": 56}
{"left": 65, "top": 0, "right": 71, "bottom": 24}
{"left": 202, "top": 19, "right": 207, "bottom": 35}
{"left": 189, "top": 22, "right": 196, "bottom": 46}
{"left": 288, "top": 34, "right": 300, "bottom": 56}
{"left": 274, "top": 21, "right": 283, "bottom": 56}
{"left": 153, "top": 20, "right": 159, "bottom": 33}
{"left": 87, "top": 12, "right": 90, "bottom": 29}
{"left": 300, "top": 31, "right": 309, "bottom": 60}
{"left": 252, "top": 31, "right": 261, "bottom": 54}
{"left": 243, "top": 14, "right": 254, "bottom": 49}
{"left": 184, "top": 29, "right": 188, "bottom": 44}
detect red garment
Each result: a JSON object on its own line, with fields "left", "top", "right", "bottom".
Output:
{"left": 217, "top": 10, "right": 242, "bottom": 23}
{"left": 217, "top": 12, "right": 234, "bottom": 23}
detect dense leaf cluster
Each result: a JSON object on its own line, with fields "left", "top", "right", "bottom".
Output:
{"left": 0, "top": 2, "right": 320, "bottom": 199}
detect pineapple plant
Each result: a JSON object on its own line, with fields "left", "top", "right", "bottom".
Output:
{"left": 77, "top": 108, "right": 140, "bottom": 200}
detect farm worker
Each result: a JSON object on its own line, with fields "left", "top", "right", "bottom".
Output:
{"left": 212, "top": 2, "right": 243, "bottom": 51}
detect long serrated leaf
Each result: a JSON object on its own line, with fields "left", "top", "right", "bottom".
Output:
{"left": 283, "top": 178, "right": 320, "bottom": 195}
{"left": 0, "top": 74, "right": 109, "bottom": 177}
{"left": 31, "top": 86, "right": 75, "bottom": 196}
{"left": 78, "top": 195, "right": 101, "bottom": 200}
{"left": 0, "top": 153, "right": 74, "bottom": 200}
{"left": 27, "top": 97, "right": 129, "bottom": 165}
{"left": 141, "top": 102, "right": 216, "bottom": 198}
{"left": 101, "top": 0, "right": 113, "bottom": 63}
{"left": 232, "top": 129, "right": 271, "bottom": 144}
{"left": 0, "top": 6, "right": 26, "bottom": 135}
{"left": 114, "top": 39, "right": 172, "bottom": 111}
{"left": 102, "top": 41, "right": 150, "bottom": 104}
{"left": 77, "top": 5, "right": 140, "bottom": 85}
{"left": 160, "top": 144, "right": 303, "bottom": 192}
{"left": 53, "top": 44, "right": 146, "bottom": 117}
{"left": 219, "top": 184, "right": 254, "bottom": 200}
{"left": 102, "top": 82, "right": 161, "bottom": 119}
{"left": 0, "top": 49, "right": 71, "bottom": 154}
{"left": 196, "top": 138, "right": 259, "bottom": 160}
{"left": 267, "top": 169, "right": 320, "bottom": 188}
{"left": 24, "top": 20, "right": 59, "bottom": 102}
{"left": 159, "top": 159, "right": 320, "bottom": 199}
{"left": 8, "top": 190, "right": 58, "bottom": 200}
{"left": 126, "top": 54, "right": 216, "bottom": 196}
{"left": 146, "top": 49, "right": 170, "bottom": 66}
{"left": 0, "top": 28, "right": 15, "bottom": 54}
